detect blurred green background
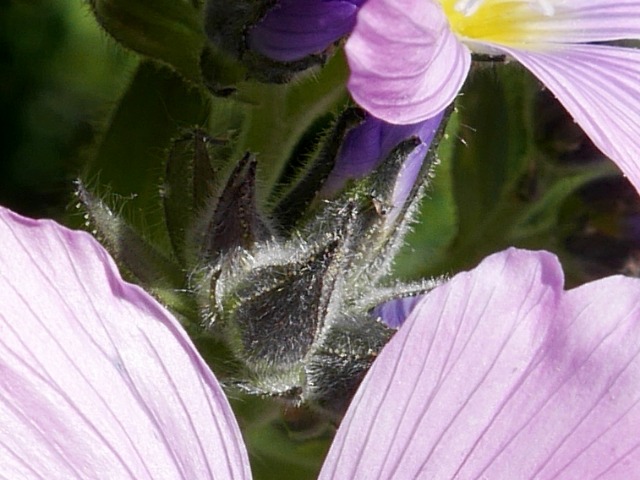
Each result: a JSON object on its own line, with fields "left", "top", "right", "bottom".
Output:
{"left": 1, "top": 0, "right": 135, "bottom": 220}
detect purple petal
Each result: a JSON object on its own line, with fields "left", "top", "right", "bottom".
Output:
{"left": 0, "top": 208, "right": 250, "bottom": 479}
{"left": 248, "top": 0, "right": 363, "bottom": 62}
{"left": 372, "top": 295, "right": 422, "bottom": 329}
{"left": 346, "top": 0, "right": 470, "bottom": 124}
{"left": 321, "top": 112, "right": 443, "bottom": 198}
{"left": 384, "top": 134, "right": 432, "bottom": 225}
{"left": 321, "top": 248, "right": 640, "bottom": 478}
{"left": 385, "top": 111, "right": 443, "bottom": 226}
{"left": 499, "top": 44, "right": 640, "bottom": 195}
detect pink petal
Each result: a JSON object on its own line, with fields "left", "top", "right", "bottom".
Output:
{"left": 345, "top": 0, "right": 470, "bottom": 124}
{"left": 320, "top": 248, "right": 640, "bottom": 479}
{"left": 499, "top": 44, "right": 640, "bottom": 195}
{"left": 510, "top": 0, "right": 640, "bottom": 44}
{"left": 0, "top": 208, "right": 251, "bottom": 479}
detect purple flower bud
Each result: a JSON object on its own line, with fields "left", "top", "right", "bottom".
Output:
{"left": 248, "top": 0, "right": 366, "bottom": 62}
{"left": 321, "top": 112, "right": 444, "bottom": 199}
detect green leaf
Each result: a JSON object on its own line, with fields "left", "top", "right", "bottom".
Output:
{"left": 452, "top": 66, "right": 532, "bottom": 244}
{"left": 511, "top": 162, "right": 619, "bottom": 241}
{"left": 82, "top": 61, "right": 211, "bottom": 251}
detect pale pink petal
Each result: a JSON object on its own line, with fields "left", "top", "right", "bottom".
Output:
{"left": 346, "top": 0, "right": 470, "bottom": 124}
{"left": 0, "top": 208, "right": 251, "bottom": 479}
{"left": 498, "top": 44, "right": 640, "bottom": 195}
{"left": 508, "top": 0, "right": 640, "bottom": 44}
{"left": 320, "top": 248, "right": 640, "bottom": 479}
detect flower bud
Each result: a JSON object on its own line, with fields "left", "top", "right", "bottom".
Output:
{"left": 204, "top": 0, "right": 358, "bottom": 83}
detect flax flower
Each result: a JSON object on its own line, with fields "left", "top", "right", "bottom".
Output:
{"left": 346, "top": 0, "right": 640, "bottom": 192}
{"left": 3, "top": 206, "right": 640, "bottom": 477}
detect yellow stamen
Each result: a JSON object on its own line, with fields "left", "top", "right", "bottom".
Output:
{"left": 439, "top": 0, "right": 556, "bottom": 46}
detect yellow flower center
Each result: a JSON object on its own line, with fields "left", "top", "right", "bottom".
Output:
{"left": 439, "top": 0, "right": 556, "bottom": 47}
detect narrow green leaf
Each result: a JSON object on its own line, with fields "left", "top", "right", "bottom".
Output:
{"left": 83, "top": 61, "right": 211, "bottom": 250}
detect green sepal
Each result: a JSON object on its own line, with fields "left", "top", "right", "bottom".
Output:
{"left": 163, "top": 128, "right": 220, "bottom": 262}
{"left": 215, "top": 236, "right": 342, "bottom": 370}
{"left": 394, "top": 110, "right": 460, "bottom": 279}
{"left": 355, "top": 277, "right": 443, "bottom": 314}
{"left": 191, "top": 152, "right": 273, "bottom": 261}
{"left": 75, "top": 181, "right": 184, "bottom": 293}
{"left": 271, "top": 107, "right": 365, "bottom": 229}
{"left": 304, "top": 315, "right": 392, "bottom": 418}
{"left": 203, "top": 0, "right": 272, "bottom": 58}
{"left": 88, "top": 0, "right": 205, "bottom": 83}
{"left": 165, "top": 132, "right": 273, "bottom": 266}
{"left": 334, "top": 133, "right": 438, "bottom": 283}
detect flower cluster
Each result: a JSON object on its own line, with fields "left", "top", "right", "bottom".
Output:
{"left": 3, "top": 0, "right": 640, "bottom": 477}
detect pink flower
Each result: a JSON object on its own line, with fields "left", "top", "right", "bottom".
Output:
{"left": 2, "top": 206, "right": 640, "bottom": 478}
{"left": 346, "top": 0, "right": 640, "bottom": 193}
